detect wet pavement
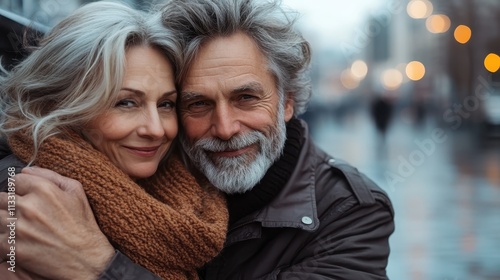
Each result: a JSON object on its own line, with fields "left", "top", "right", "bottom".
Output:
{"left": 307, "top": 109, "right": 500, "bottom": 280}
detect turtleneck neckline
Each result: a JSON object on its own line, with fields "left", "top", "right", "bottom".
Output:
{"left": 227, "top": 118, "right": 305, "bottom": 224}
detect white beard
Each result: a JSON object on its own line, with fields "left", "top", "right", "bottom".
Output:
{"left": 181, "top": 103, "right": 287, "bottom": 194}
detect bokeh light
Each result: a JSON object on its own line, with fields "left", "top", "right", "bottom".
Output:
{"left": 406, "top": 61, "right": 426, "bottom": 81}
{"left": 350, "top": 60, "right": 368, "bottom": 80}
{"left": 484, "top": 53, "right": 500, "bottom": 73}
{"left": 426, "top": 14, "right": 451, "bottom": 33}
{"left": 340, "top": 69, "right": 360, "bottom": 89}
{"left": 381, "top": 69, "right": 403, "bottom": 90}
{"left": 407, "top": 0, "right": 433, "bottom": 19}
{"left": 454, "top": 25, "right": 472, "bottom": 44}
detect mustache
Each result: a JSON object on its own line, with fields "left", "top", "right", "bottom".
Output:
{"left": 192, "top": 131, "right": 264, "bottom": 152}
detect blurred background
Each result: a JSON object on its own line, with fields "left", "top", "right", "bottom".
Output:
{"left": 1, "top": 0, "right": 499, "bottom": 279}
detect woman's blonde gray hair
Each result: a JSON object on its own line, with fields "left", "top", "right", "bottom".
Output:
{"left": 0, "top": 1, "right": 181, "bottom": 161}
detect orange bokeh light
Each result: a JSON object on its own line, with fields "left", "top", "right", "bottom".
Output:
{"left": 406, "top": 61, "right": 426, "bottom": 81}
{"left": 426, "top": 14, "right": 451, "bottom": 33}
{"left": 484, "top": 53, "right": 500, "bottom": 73}
{"left": 454, "top": 25, "right": 472, "bottom": 44}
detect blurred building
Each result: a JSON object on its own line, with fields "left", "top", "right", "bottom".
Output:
{"left": 359, "top": 0, "right": 500, "bottom": 134}
{"left": 0, "top": 0, "right": 163, "bottom": 27}
{"left": 0, "top": 0, "right": 163, "bottom": 69}
{"left": 1, "top": 0, "right": 80, "bottom": 27}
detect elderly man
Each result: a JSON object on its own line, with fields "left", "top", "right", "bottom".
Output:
{"left": 0, "top": 0, "right": 394, "bottom": 279}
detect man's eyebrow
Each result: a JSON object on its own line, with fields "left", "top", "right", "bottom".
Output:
{"left": 180, "top": 91, "right": 203, "bottom": 102}
{"left": 231, "top": 82, "right": 263, "bottom": 95}
{"left": 180, "top": 82, "right": 263, "bottom": 101}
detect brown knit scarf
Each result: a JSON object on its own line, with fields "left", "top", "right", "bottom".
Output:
{"left": 9, "top": 130, "right": 228, "bottom": 279}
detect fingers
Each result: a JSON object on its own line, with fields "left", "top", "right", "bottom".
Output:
{"left": 0, "top": 209, "right": 16, "bottom": 270}
{"left": 21, "top": 167, "right": 82, "bottom": 193}
{"left": 0, "top": 207, "right": 10, "bottom": 238}
{"left": 5, "top": 173, "right": 57, "bottom": 197}
{"left": 0, "top": 188, "right": 19, "bottom": 221}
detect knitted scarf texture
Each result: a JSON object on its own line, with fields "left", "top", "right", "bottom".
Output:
{"left": 9, "top": 130, "right": 228, "bottom": 279}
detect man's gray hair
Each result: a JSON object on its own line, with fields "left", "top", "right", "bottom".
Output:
{"left": 159, "top": 0, "right": 312, "bottom": 116}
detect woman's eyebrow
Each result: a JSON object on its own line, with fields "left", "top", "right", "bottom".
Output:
{"left": 120, "top": 88, "right": 177, "bottom": 97}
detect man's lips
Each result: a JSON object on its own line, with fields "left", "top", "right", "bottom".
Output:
{"left": 210, "top": 145, "right": 254, "bottom": 158}
{"left": 123, "top": 146, "right": 161, "bottom": 157}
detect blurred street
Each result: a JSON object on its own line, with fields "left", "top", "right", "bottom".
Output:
{"left": 308, "top": 109, "right": 500, "bottom": 280}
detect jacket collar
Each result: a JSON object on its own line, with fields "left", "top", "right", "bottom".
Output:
{"left": 253, "top": 120, "right": 319, "bottom": 232}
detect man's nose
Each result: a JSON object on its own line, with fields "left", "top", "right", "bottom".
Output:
{"left": 211, "top": 104, "right": 241, "bottom": 140}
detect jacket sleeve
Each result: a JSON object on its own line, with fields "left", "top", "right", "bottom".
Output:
{"left": 277, "top": 193, "right": 394, "bottom": 280}
{"left": 98, "top": 251, "right": 162, "bottom": 280}
{"left": 0, "top": 154, "right": 25, "bottom": 192}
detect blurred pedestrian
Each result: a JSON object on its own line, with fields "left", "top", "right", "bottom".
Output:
{"left": 370, "top": 92, "right": 394, "bottom": 141}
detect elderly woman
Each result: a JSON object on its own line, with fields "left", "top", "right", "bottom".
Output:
{"left": 0, "top": 2, "right": 227, "bottom": 279}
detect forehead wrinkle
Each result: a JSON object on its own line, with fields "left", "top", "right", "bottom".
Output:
{"left": 184, "top": 70, "right": 263, "bottom": 93}
{"left": 189, "top": 64, "right": 259, "bottom": 78}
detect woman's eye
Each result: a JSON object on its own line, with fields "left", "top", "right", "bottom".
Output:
{"left": 115, "top": 99, "right": 137, "bottom": 108}
{"left": 159, "top": 100, "right": 176, "bottom": 110}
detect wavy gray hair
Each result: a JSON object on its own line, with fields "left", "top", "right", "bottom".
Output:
{"left": 0, "top": 1, "right": 181, "bottom": 161}
{"left": 158, "top": 0, "right": 312, "bottom": 116}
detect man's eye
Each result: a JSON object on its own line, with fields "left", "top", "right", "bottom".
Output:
{"left": 115, "top": 99, "right": 137, "bottom": 107}
{"left": 188, "top": 101, "right": 209, "bottom": 109}
{"left": 192, "top": 101, "right": 207, "bottom": 106}
{"left": 238, "top": 94, "right": 260, "bottom": 105}
{"left": 240, "top": 94, "right": 257, "bottom": 101}
{"left": 185, "top": 100, "right": 211, "bottom": 113}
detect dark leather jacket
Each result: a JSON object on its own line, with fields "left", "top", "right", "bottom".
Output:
{"left": 0, "top": 121, "right": 395, "bottom": 279}
{"left": 198, "top": 121, "right": 394, "bottom": 280}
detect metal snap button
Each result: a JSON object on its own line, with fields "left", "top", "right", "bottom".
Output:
{"left": 301, "top": 216, "right": 313, "bottom": 225}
